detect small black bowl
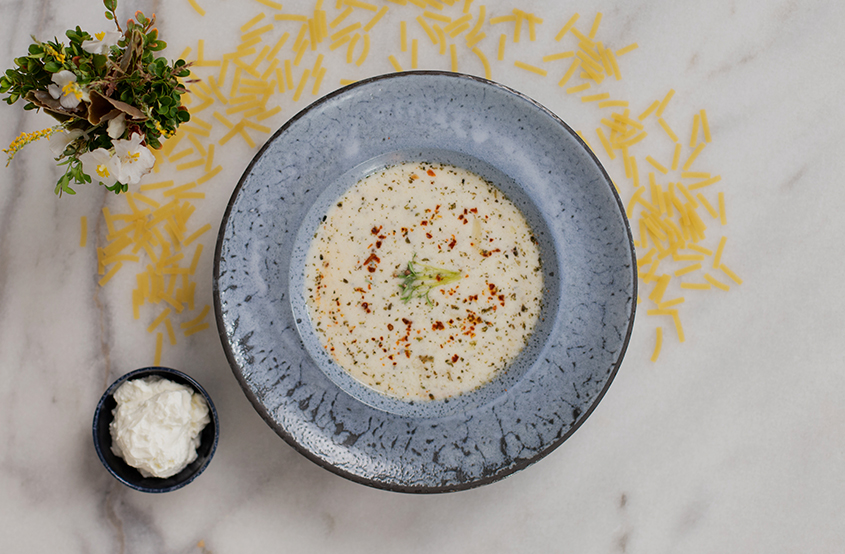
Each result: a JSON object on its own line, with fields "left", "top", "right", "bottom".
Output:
{"left": 93, "top": 367, "right": 219, "bottom": 493}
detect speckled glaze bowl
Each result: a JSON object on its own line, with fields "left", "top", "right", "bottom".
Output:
{"left": 214, "top": 71, "right": 636, "bottom": 493}
{"left": 92, "top": 367, "right": 219, "bottom": 493}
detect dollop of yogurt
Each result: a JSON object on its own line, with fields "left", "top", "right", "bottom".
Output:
{"left": 109, "top": 376, "right": 210, "bottom": 479}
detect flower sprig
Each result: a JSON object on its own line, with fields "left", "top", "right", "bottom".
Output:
{"left": 0, "top": 0, "right": 191, "bottom": 195}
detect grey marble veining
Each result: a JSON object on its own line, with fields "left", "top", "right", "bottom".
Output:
{"left": 2, "top": 0, "right": 845, "bottom": 551}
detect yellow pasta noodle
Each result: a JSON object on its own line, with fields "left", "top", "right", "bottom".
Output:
{"left": 356, "top": 34, "right": 370, "bottom": 66}
{"left": 638, "top": 100, "right": 659, "bottom": 121}
{"left": 720, "top": 264, "right": 742, "bottom": 285}
{"left": 596, "top": 128, "right": 615, "bottom": 160}
{"left": 658, "top": 117, "right": 679, "bottom": 143}
{"left": 347, "top": 0, "right": 378, "bottom": 11}
{"left": 674, "top": 262, "right": 701, "bottom": 277}
{"left": 465, "top": 31, "right": 486, "bottom": 48}
{"left": 154, "top": 332, "right": 164, "bottom": 365}
{"left": 98, "top": 262, "right": 123, "bottom": 287}
{"left": 672, "top": 312, "right": 685, "bottom": 343}
{"left": 417, "top": 15, "right": 438, "bottom": 44}
{"left": 472, "top": 46, "right": 491, "bottom": 79}
{"left": 346, "top": 34, "right": 360, "bottom": 63}
{"left": 184, "top": 323, "right": 210, "bottom": 337}
{"left": 651, "top": 327, "right": 663, "bottom": 362}
{"left": 696, "top": 193, "right": 718, "bottom": 219}
{"left": 514, "top": 60, "right": 547, "bottom": 76}
{"left": 598, "top": 100, "right": 627, "bottom": 109}
{"left": 645, "top": 155, "right": 668, "bottom": 175}
{"left": 700, "top": 109, "right": 712, "bottom": 142}
{"left": 543, "top": 51, "right": 574, "bottom": 62}
{"left": 713, "top": 236, "right": 727, "bottom": 268}
{"left": 434, "top": 23, "right": 447, "bottom": 55}
{"left": 184, "top": 223, "right": 212, "bottom": 247}
{"left": 582, "top": 92, "right": 610, "bottom": 103}
{"left": 558, "top": 58, "right": 581, "bottom": 87}
{"left": 690, "top": 112, "right": 701, "bottom": 148}
{"left": 555, "top": 13, "right": 579, "bottom": 41}
{"left": 656, "top": 89, "right": 675, "bottom": 117}
{"left": 680, "top": 282, "right": 710, "bottom": 291}
{"left": 566, "top": 82, "right": 591, "bottom": 94}
{"left": 400, "top": 20, "right": 408, "bottom": 52}
{"left": 331, "top": 21, "right": 361, "bottom": 42}
{"left": 147, "top": 308, "right": 172, "bottom": 334}
{"left": 424, "top": 10, "right": 451, "bottom": 23}
{"left": 682, "top": 143, "right": 705, "bottom": 171}
{"left": 331, "top": 7, "right": 354, "bottom": 28}
{"left": 187, "top": 0, "right": 206, "bottom": 16}
{"left": 240, "top": 13, "right": 266, "bottom": 33}
{"left": 365, "top": 6, "right": 389, "bottom": 32}
{"left": 588, "top": 12, "right": 602, "bottom": 39}
{"left": 255, "top": 0, "right": 282, "bottom": 8}
{"left": 164, "top": 318, "right": 177, "bottom": 345}
{"left": 704, "top": 273, "right": 729, "bottom": 291}
{"left": 181, "top": 305, "right": 211, "bottom": 329}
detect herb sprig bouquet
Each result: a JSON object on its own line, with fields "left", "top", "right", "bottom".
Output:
{"left": 0, "top": 0, "right": 191, "bottom": 195}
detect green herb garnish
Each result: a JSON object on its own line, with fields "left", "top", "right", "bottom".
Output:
{"left": 396, "top": 254, "right": 462, "bottom": 305}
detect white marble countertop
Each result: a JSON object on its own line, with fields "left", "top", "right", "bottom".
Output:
{"left": 1, "top": 0, "right": 843, "bottom": 551}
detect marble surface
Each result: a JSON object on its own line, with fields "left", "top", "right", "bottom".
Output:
{"left": 1, "top": 0, "right": 843, "bottom": 551}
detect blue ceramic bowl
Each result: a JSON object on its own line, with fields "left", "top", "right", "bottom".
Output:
{"left": 92, "top": 367, "right": 219, "bottom": 493}
{"left": 214, "top": 71, "right": 636, "bottom": 493}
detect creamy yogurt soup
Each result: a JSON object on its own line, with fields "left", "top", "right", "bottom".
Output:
{"left": 304, "top": 161, "right": 543, "bottom": 401}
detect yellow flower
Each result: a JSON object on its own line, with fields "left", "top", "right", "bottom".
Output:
{"left": 3, "top": 127, "right": 59, "bottom": 165}
{"left": 45, "top": 44, "right": 66, "bottom": 64}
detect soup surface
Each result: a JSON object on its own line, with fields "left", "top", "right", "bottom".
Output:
{"left": 304, "top": 161, "right": 543, "bottom": 401}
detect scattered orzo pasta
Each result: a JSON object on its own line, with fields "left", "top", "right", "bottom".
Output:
{"left": 89, "top": 0, "right": 738, "bottom": 364}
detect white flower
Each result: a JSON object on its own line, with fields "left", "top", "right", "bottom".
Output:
{"left": 82, "top": 31, "right": 121, "bottom": 55}
{"left": 107, "top": 114, "right": 126, "bottom": 139}
{"left": 47, "top": 70, "right": 89, "bottom": 109}
{"left": 111, "top": 133, "right": 155, "bottom": 185}
{"left": 79, "top": 148, "right": 118, "bottom": 188}
{"left": 48, "top": 129, "right": 83, "bottom": 157}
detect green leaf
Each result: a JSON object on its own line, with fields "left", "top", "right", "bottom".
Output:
{"left": 92, "top": 54, "right": 107, "bottom": 71}
{"left": 44, "top": 61, "right": 62, "bottom": 73}
{"left": 104, "top": 0, "right": 117, "bottom": 12}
